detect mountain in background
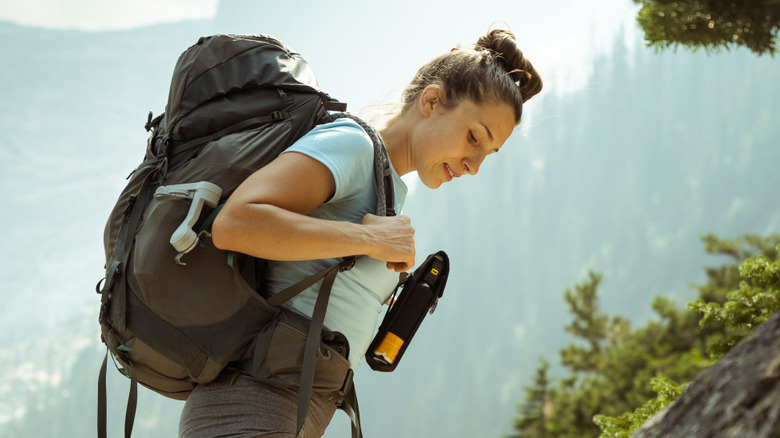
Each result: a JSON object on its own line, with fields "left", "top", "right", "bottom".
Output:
{"left": 1, "top": 8, "right": 779, "bottom": 438}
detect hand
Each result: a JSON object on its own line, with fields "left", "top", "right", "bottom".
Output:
{"left": 361, "top": 213, "right": 415, "bottom": 272}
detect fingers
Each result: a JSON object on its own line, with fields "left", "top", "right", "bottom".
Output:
{"left": 386, "top": 261, "right": 411, "bottom": 272}
{"left": 363, "top": 214, "right": 415, "bottom": 269}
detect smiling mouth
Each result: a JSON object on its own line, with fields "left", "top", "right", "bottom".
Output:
{"left": 445, "top": 163, "right": 455, "bottom": 181}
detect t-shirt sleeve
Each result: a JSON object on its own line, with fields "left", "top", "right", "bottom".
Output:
{"left": 282, "top": 119, "right": 374, "bottom": 204}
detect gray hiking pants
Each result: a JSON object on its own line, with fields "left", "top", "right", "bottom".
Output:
{"left": 179, "top": 371, "right": 338, "bottom": 438}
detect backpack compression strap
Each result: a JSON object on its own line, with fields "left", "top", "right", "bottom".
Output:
{"left": 98, "top": 153, "right": 167, "bottom": 438}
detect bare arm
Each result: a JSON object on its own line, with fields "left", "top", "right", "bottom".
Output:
{"left": 211, "top": 151, "right": 415, "bottom": 271}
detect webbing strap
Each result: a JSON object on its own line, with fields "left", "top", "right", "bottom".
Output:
{"left": 323, "top": 100, "right": 347, "bottom": 112}
{"left": 341, "top": 381, "right": 363, "bottom": 438}
{"left": 98, "top": 158, "right": 157, "bottom": 438}
{"left": 98, "top": 350, "right": 108, "bottom": 438}
{"left": 383, "top": 167, "right": 395, "bottom": 216}
{"left": 115, "top": 187, "right": 150, "bottom": 331}
{"left": 267, "top": 259, "right": 352, "bottom": 307}
{"left": 170, "top": 112, "right": 289, "bottom": 158}
{"left": 263, "top": 258, "right": 357, "bottom": 435}
{"left": 106, "top": 171, "right": 155, "bottom": 332}
{"left": 295, "top": 263, "right": 341, "bottom": 435}
{"left": 97, "top": 348, "right": 139, "bottom": 438}
{"left": 126, "top": 289, "right": 209, "bottom": 379}
{"left": 124, "top": 366, "right": 138, "bottom": 438}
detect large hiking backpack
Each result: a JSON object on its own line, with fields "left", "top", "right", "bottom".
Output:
{"left": 97, "top": 34, "right": 393, "bottom": 438}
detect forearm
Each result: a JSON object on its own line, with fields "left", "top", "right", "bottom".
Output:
{"left": 212, "top": 203, "right": 370, "bottom": 261}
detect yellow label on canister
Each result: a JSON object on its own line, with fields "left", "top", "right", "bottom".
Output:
{"left": 373, "top": 331, "right": 405, "bottom": 364}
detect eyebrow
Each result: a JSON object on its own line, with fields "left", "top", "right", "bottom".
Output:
{"left": 480, "top": 122, "right": 493, "bottom": 141}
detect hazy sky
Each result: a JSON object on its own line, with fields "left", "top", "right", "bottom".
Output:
{"left": 0, "top": 0, "right": 644, "bottom": 215}
{"left": 0, "top": 0, "right": 218, "bottom": 30}
{"left": 0, "top": 0, "right": 641, "bottom": 99}
{"left": 0, "top": 0, "right": 636, "bottom": 35}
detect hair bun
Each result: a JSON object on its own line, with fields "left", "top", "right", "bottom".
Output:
{"left": 475, "top": 29, "right": 542, "bottom": 103}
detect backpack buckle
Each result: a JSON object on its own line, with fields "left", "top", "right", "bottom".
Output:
{"left": 156, "top": 134, "right": 171, "bottom": 159}
{"left": 122, "top": 194, "right": 137, "bottom": 222}
{"left": 338, "top": 368, "right": 355, "bottom": 396}
{"left": 340, "top": 257, "right": 357, "bottom": 272}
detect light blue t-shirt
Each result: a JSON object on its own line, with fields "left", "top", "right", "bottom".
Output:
{"left": 263, "top": 118, "right": 407, "bottom": 369}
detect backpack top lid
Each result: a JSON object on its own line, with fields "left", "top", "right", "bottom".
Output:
{"left": 165, "top": 34, "right": 325, "bottom": 141}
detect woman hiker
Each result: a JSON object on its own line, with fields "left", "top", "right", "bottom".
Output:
{"left": 179, "top": 27, "right": 543, "bottom": 437}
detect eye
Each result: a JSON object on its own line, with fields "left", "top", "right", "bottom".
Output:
{"left": 468, "top": 131, "right": 477, "bottom": 144}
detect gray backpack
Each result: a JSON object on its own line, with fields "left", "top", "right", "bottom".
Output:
{"left": 97, "top": 34, "right": 393, "bottom": 438}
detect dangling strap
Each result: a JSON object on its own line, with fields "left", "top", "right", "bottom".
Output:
{"left": 98, "top": 350, "right": 108, "bottom": 438}
{"left": 339, "top": 371, "right": 363, "bottom": 438}
{"left": 97, "top": 348, "right": 139, "bottom": 438}
{"left": 124, "top": 365, "right": 138, "bottom": 438}
{"left": 295, "top": 261, "right": 342, "bottom": 435}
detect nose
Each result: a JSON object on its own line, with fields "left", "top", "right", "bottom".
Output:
{"left": 463, "top": 153, "right": 486, "bottom": 175}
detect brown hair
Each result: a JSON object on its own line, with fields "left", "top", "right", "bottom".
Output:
{"left": 401, "top": 29, "right": 542, "bottom": 124}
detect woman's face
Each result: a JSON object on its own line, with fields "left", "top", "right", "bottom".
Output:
{"left": 412, "top": 94, "right": 516, "bottom": 189}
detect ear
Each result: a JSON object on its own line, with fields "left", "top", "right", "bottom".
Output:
{"left": 419, "top": 84, "right": 444, "bottom": 118}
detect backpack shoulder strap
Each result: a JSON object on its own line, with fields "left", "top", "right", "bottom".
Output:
{"left": 319, "top": 113, "right": 395, "bottom": 217}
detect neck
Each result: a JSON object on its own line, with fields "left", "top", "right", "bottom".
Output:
{"left": 380, "top": 111, "right": 415, "bottom": 177}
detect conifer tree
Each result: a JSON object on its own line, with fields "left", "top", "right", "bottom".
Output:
{"left": 508, "top": 359, "right": 551, "bottom": 438}
{"left": 596, "top": 235, "right": 779, "bottom": 436}
{"left": 509, "top": 234, "right": 780, "bottom": 437}
{"left": 688, "top": 234, "right": 780, "bottom": 357}
{"left": 631, "top": 0, "right": 780, "bottom": 55}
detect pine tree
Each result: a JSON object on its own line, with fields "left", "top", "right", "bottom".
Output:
{"left": 631, "top": 0, "right": 780, "bottom": 55}
{"left": 508, "top": 358, "right": 552, "bottom": 438}
{"left": 593, "top": 376, "right": 686, "bottom": 438}
{"left": 688, "top": 234, "right": 780, "bottom": 357}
